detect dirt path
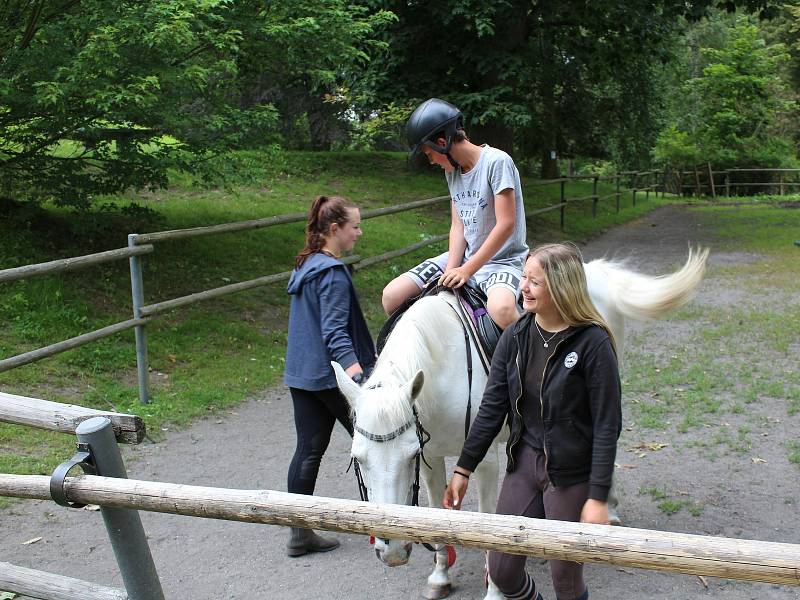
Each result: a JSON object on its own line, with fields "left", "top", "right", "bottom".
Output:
{"left": 3, "top": 205, "right": 799, "bottom": 600}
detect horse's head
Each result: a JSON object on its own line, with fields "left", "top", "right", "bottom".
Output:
{"left": 333, "top": 361, "right": 425, "bottom": 567}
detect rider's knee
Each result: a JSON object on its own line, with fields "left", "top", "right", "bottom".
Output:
{"left": 381, "top": 288, "right": 397, "bottom": 315}
{"left": 487, "top": 295, "right": 519, "bottom": 330}
{"left": 382, "top": 276, "right": 419, "bottom": 315}
{"left": 382, "top": 281, "right": 405, "bottom": 315}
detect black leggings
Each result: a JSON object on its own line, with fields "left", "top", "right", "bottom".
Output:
{"left": 287, "top": 387, "right": 353, "bottom": 496}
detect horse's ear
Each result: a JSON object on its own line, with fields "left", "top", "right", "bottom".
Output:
{"left": 331, "top": 361, "right": 361, "bottom": 407}
{"left": 406, "top": 370, "right": 424, "bottom": 402}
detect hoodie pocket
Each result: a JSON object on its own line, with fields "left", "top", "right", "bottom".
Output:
{"left": 544, "top": 418, "right": 591, "bottom": 471}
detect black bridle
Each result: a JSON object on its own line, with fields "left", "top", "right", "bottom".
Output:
{"left": 348, "top": 405, "right": 436, "bottom": 551}
{"left": 349, "top": 405, "right": 431, "bottom": 505}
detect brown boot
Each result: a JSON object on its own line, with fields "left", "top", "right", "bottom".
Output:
{"left": 286, "top": 528, "right": 340, "bottom": 557}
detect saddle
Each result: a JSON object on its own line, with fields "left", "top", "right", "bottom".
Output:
{"left": 376, "top": 282, "right": 502, "bottom": 363}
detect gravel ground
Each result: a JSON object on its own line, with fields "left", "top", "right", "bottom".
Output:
{"left": 2, "top": 204, "right": 799, "bottom": 600}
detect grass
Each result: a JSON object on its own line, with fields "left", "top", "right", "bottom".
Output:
{"left": 0, "top": 150, "right": 665, "bottom": 476}
{"left": 639, "top": 486, "right": 703, "bottom": 516}
{"left": 622, "top": 201, "right": 800, "bottom": 467}
{"left": 788, "top": 442, "right": 800, "bottom": 468}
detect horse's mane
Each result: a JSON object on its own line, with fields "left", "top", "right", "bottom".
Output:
{"left": 361, "top": 294, "right": 461, "bottom": 427}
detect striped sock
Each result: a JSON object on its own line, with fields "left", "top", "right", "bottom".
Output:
{"left": 505, "top": 573, "right": 539, "bottom": 600}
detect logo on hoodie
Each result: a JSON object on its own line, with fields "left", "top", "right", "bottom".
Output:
{"left": 564, "top": 352, "right": 578, "bottom": 368}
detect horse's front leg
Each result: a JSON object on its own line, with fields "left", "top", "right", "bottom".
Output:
{"left": 473, "top": 446, "right": 505, "bottom": 600}
{"left": 422, "top": 455, "right": 452, "bottom": 600}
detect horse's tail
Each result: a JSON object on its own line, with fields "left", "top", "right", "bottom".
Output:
{"left": 586, "top": 247, "right": 709, "bottom": 321}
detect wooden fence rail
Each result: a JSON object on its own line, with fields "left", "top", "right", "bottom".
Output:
{"left": 0, "top": 317, "right": 153, "bottom": 374}
{"left": 1, "top": 172, "right": 658, "bottom": 404}
{"left": 673, "top": 166, "right": 800, "bottom": 197}
{"left": 0, "top": 246, "right": 154, "bottom": 284}
{"left": 0, "top": 561, "right": 127, "bottom": 600}
{"left": 2, "top": 474, "right": 799, "bottom": 587}
{"left": 0, "top": 392, "right": 146, "bottom": 443}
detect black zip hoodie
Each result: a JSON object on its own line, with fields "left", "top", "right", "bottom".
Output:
{"left": 457, "top": 312, "right": 621, "bottom": 501}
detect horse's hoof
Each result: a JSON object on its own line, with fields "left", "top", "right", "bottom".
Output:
{"left": 425, "top": 584, "right": 452, "bottom": 599}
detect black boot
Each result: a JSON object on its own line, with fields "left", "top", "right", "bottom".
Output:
{"left": 286, "top": 528, "right": 340, "bottom": 557}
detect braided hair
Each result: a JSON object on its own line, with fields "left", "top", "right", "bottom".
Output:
{"left": 295, "top": 195, "right": 356, "bottom": 268}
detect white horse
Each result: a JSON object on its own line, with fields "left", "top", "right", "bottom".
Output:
{"left": 332, "top": 249, "right": 708, "bottom": 600}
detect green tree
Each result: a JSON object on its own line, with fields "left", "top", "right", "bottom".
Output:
{"left": 0, "top": 0, "right": 258, "bottom": 208}
{"left": 230, "top": 0, "right": 395, "bottom": 150}
{"left": 350, "top": 0, "right": 780, "bottom": 177}
{"left": 0, "top": 0, "right": 392, "bottom": 207}
{"left": 655, "top": 16, "right": 797, "bottom": 168}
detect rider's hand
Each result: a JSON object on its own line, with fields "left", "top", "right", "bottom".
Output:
{"left": 439, "top": 265, "right": 474, "bottom": 289}
{"left": 580, "top": 499, "right": 609, "bottom": 525}
{"left": 442, "top": 470, "right": 471, "bottom": 510}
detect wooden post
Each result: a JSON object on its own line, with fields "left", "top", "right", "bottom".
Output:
{"left": 592, "top": 176, "right": 598, "bottom": 218}
{"left": 560, "top": 179, "right": 566, "bottom": 230}
{"left": 780, "top": 172, "right": 785, "bottom": 195}
{"left": 725, "top": 170, "right": 731, "bottom": 197}
{"left": 2, "top": 474, "right": 800, "bottom": 587}
{"left": 707, "top": 162, "right": 716, "bottom": 198}
{"left": 615, "top": 174, "right": 620, "bottom": 212}
{"left": 694, "top": 166, "right": 702, "bottom": 197}
{"left": 632, "top": 172, "right": 639, "bottom": 206}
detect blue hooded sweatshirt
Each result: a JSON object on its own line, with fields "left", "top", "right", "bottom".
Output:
{"left": 284, "top": 252, "right": 376, "bottom": 391}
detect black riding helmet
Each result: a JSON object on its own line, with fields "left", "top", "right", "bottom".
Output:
{"left": 406, "top": 98, "right": 463, "bottom": 168}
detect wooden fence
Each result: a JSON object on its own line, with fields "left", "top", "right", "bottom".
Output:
{"left": 0, "top": 171, "right": 658, "bottom": 405}
{"left": 664, "top": 165, "right": 800, "bottom": 198}
{"left": 2, "top": 474, "right": 800, "bottom": 590}
{"left": 0, "top": 394, "right": 148, "bottom": 600}
{"left": 2, "top": 389, "right": 800, "bottom": 598}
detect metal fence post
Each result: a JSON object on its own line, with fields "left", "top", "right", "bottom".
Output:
{"left": 128, "top": 234, "right": 150, "bottom": 405}
{"left": 76, "top": 417, "right": 164, "bottom": 600}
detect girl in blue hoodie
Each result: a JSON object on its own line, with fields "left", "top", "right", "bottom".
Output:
{"left": 284, "top": 195, "right": 376, "bottom": 557}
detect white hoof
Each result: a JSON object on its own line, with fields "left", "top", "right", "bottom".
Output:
{"left": 425, "top": 583, "right": 452, "bottom": 599}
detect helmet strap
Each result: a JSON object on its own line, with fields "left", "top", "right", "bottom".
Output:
{"left": 422, "top": 136, "right": 461, "bottom": 169}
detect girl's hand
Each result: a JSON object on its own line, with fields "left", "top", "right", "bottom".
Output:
{"left": 442, "top": 471, "right": 471, "bottom": 509}
{"left": 580, "top": 499, "right": 609, "bottom": 524}
{"left": 345, "top": 362, "right": 363, "bottom": 379}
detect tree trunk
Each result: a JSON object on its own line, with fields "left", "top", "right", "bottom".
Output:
{"left": 306, "top": 90, "right": 342, "bottom": 151}
{"left": 470, "top": 122, "right": 514, "bottom": 154}
{"left": 539, "top": 32, "right": 560, "bottom": 179}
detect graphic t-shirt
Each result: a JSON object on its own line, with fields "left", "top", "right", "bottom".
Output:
{"left": 445, "top": 145, "right": 529, "bottom": 266}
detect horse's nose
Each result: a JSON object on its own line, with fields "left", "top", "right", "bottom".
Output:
{"left": 375, "top": 540, "right": 413, "bottom": 567}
